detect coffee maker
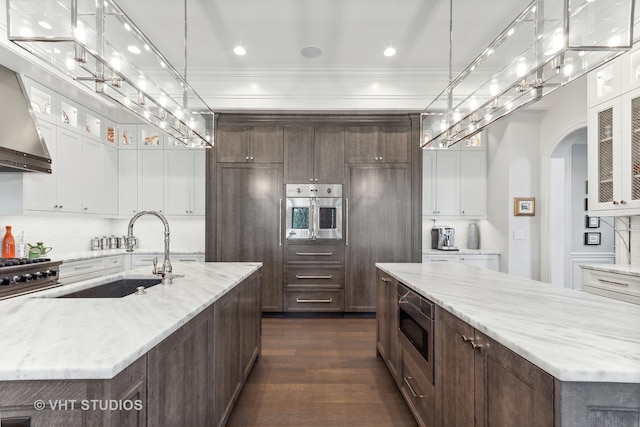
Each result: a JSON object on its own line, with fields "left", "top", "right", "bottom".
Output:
{"left": 431, "top": 226, "right": 458, "bottom": 251}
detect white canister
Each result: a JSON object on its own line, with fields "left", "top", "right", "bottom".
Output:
{"left": 467, "top": 223, "right": 479, "bottom": 250}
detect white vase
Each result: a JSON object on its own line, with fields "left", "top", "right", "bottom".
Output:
{"left": 467, "top": 223, "right": 479, "bottom": 250}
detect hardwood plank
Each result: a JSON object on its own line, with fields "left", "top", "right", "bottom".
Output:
{"left": 227, "top": 317, "right": 417, "bottom": 427}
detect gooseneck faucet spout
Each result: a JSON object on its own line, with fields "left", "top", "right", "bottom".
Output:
{"left": 126, "top": 210, "right": 173, "bottom": 285}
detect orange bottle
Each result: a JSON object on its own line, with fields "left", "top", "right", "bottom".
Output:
{"left": 2, "top": 226, "right": 15, "bottom": 258}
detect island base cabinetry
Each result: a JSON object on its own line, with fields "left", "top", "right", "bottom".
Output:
{"left": 0, "top": 270, "right": 262, "bottom": 427}
{"left": 0, "top": 357, "right": 147, "bottom": 427}
{"left": 399, "top": 335, "right": 435, "bottom": 427}
{"left": 437, "top": 307, "right": 554, "bottom": 427}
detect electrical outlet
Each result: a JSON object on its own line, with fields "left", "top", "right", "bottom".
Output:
{"left": 513, "top": 230, "right": 525, "bottom": 240}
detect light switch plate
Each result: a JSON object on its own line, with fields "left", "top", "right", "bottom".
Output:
{"left": 513, "top": 230, "right": 525, "bottom": 240}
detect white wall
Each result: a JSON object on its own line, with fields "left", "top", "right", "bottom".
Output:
{"left": 486, "top": 112, "right": 542, "bottom": 279}
{"left": 0, "top": 215, "right": 205, "bottom": 257}
{"left": 481, "top": 75, "right": 589, "bottom": 281}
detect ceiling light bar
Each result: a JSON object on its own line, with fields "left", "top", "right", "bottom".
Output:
{"left": 421, "top": 0, "right": 635, "bottom": 149}
{"left": 6, "top": 0, "right": 215, "bottom": 147}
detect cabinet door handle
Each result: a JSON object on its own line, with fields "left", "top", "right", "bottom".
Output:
{"left": 621, "top": 200, "right": 627, "bottom": 205}
{"left": 381, "top": 277, "right": 392, "bottom": 282}
{"left": 296, "top": 298, "right": 333, "bottom": 303}
{"left": 597, "top": 279, "right": 629, "bottom": 287}
{"left": 461, "top": 334, "right": 474, "bottom": 343}
{"left": 345, "top": 198, "right": 349, "bottom": 246}
{"left": 279, "top": 199, "right": 283, "bottom": 247}
{"left": 295, "top": 252, "right": 333, "bottom": 256}
{"left": 295, "top": 275, "right": 333, "bottom": 279}
{"left": 613, "top": 200, "right": 620, "bottom": 205}
{"left": 403, "top": 377, "right": 424, "bottom": 398}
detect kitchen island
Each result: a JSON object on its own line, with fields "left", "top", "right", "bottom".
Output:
{"left": 376, "top": 262, "right": 640, "bottom": 427}
{"left": 0, "top": 262, "right": 262, "bottom": 427}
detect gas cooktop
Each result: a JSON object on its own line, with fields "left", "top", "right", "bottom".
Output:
{"left": 0, "top": 257, "right": 63, "bottom": 300}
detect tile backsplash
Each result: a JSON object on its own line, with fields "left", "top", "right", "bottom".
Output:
{"left": 0, "top": 215, "right": 205, "bottom": 257}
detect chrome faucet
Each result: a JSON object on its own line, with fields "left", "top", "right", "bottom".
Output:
{"left": 126, "top": 210, "right": 173, "bottom": 285}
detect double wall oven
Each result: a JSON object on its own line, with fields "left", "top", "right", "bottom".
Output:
{"left": 285, "top": 184, "right": 342, "bottom": 240}
{"left": 398, "top": 283, "right": 435, "bottom": 384}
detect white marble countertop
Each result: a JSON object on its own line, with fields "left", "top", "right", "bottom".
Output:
{"left": 0, "top": 262, "right": 260, "bottom": 381}
{"left": 422, "top": 249, "right": 499, "bottom": 255}
{"left": 580, "top": 263, "right": 640, "bottom": 277}
{"left": 376, "top": 262, "right": 640, "bottom": 383}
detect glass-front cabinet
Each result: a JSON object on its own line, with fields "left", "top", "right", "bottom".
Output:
{"left": 589, "top": 88, "right": 640, "bottom": 215}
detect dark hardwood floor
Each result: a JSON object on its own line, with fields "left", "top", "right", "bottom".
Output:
{"left": 226, "top": 317, "right": 417, "bottom": 427}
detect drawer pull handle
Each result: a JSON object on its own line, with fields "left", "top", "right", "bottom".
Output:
{"left": 296, "top": 298, "right": 333, "bottom": 303}
{"left": 295, "top": 252, "right": 333, "bottom": 256}
{"left": 381, "top": 277, "right": 392, "bottom": 282}
{"left": 73, "top": 265, "right": 93, "bottom": 271}
{"left": 295, "top": 275, "right": 333, "bottom": 279}
{"left": 598, "top": 279, "right": 629, "bottom": 287}
{"left": 461, "top": 334, "right": 474, "bottom": 343}
{"left": 177, "top": 259, "right": 197, "bottom": 262}
{"left": 403, "top": 377, "right": 424, "bottom": 398}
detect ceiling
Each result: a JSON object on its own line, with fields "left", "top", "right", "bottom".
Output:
{"left": 116, "top": 0, "right": 534, "bottom": 111}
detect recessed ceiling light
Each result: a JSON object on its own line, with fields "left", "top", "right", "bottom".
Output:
{"left": 301, "top": 46, "right": 322, "bottom": 59}
{"left": 384, "top": 47, "right": 396, "bottom": 57}
{"left": 234, "top": 46, "right": 246, "bottom": 56}
{"left": 127, "top": 45, "right": 141, "bottom": 54}
{"left": 38, "top": 21, "right": 52, "bottom": 30}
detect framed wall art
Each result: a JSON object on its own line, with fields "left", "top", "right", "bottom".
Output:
{"left": 514, "top": 197, "right": 535, "bottom": 216}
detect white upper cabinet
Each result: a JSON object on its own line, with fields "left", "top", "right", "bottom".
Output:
{"left": 588, "top": 88, "right": 640, "bottom": 215}
{"left": 423, "top": 134, "right": 487, "bottom": 218}
{"left": 163, "top": 150, "right": 205, "bottom": 216}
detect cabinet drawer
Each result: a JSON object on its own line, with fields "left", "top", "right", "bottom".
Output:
{"left": 582, "top": 269, "right": 640, "bottom": 304}
{"left": 285, "top": 244, "right": 343, "bottom": 264}
{"left": 59, "top": 255, "right": 127, "bottom": 284}
{"left": 284, "top": 266, "right": 344, "bottom": 287}
{"left": 284, "top": 289, "right": 345, "bottom": 312}
{"left": 399, "top": 338, "right": 435, "bottom": 427}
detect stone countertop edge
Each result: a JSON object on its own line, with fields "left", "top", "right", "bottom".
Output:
{"left": 376, "top": 262, "right": 640, "bottom": 384}
{"left": 56, "top": 250, "right": 205, "bottom": 263}
{"left": 580, "top": 263, "right": 640, "bottom": 277}
{"left": 422, "top": 249, "right": 499, "bottom": 255}
{"left": 0, "top": 262, "right": 261, "bottom": 381}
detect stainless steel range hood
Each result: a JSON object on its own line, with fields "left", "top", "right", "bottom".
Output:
{"left": 0, "top": 64, "right": 52, "bottom": 173}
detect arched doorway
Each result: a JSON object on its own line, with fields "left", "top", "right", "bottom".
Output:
{"left": 547, "top": 127, "right": 615, "bottom": 288}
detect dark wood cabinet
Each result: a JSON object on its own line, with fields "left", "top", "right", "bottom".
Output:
{"left": 240, "top": 272, "right": 262, "bottom": 380}
{"left": 345, "top": 165, "right": 412, "bottom": 311}
{"left": 376, "top": 270, "right": 399, "bottom": 381}
{"left": 210, "top": 113, "right": 421, "bottom": 313}
{"left": 436, "top": 308, "right": 554, "bottom": 427}
{"left": 345, "top": 126, "right": 411, "bottom": 164}
{"left": 216, "top": 163, "right": 283, "bottom": 311}
{"left": 217, "top": 126, "right": 283, "bottom": 163}
{"left": 284, "top": 126, "right": 314, "bottom": 182}
{"left": 213, "top": 287, "right": 242, "bottom": 427}
{"left": 284, "top": 126, "right": 344, "bottom": 183}
{"left": 437, "top": 307, "right": 476, "bottom": 426}
{"left": 147, "top": 310, "right": 209, "bottom": 427}
{"left": 283, "top": 241, "right": 345, "bottom": 312}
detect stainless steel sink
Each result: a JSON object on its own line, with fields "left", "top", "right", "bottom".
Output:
{"left": 57, "top": 278, "right": 161, "bottom": 298}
